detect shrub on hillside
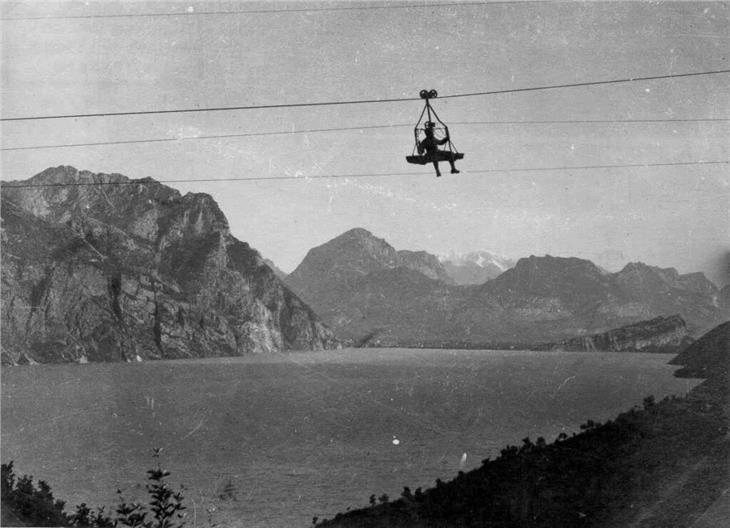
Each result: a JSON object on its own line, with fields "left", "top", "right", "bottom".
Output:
{"left": 1, "top": 461, "right": 70, "bottom": 526}
{"left": 2, "top": 450, "right": 188, "bottom": 528}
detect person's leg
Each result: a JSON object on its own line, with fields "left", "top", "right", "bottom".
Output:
{"left": 432, "top": 160, "right": 442, "bottom": 177}
{"left": 440, "top": 152, "right": 459, "bottom": 173}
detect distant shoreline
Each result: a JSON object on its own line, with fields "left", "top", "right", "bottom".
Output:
{"left": 355, "top": 341, "right": 687, "bottom": 354}
{"left": 2, "top": 343, "right": 689, "bottom": 367}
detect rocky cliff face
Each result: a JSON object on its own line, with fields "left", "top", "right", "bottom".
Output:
{"left": 534, "top": 315, "right": 692, "bottom": 353}
{"left": 286, "top": 229, "right": 729, "bottom": 347}
{"left": 1, "top": 166, "right": 337, "bottom": 364}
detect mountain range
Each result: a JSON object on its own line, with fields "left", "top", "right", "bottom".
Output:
{"left": 3, "top": 167, "right": 727, "bottom": 362}
{"left": 1, "top": 166, "right": 336, "bottom": 364}
{"left": 286, "top": 228, "right": 728, "bottom": 347}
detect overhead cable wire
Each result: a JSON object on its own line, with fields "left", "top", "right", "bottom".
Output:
{"left": 454, "top": 117, "right": 730, "bottom": 125}
{"left": 2, "top": 160, "right": 727, "bottom": 189}
{"left": 3, "top": 117, "right": 729, "bottom": 152}
{"left": 438, "top": 70, "right": 730, "bottom": 101}
{"left": 2, "top": 69, "right": 729, "bottom": 123}
{"left": 0, "top": 1, "right": 537, "bottom": 21}
{"left": 1, "top": 124, "right": 405, "bottom": 152}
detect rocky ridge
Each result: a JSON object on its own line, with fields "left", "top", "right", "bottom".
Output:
{"left": 263, "top": 258, "right": 288, "bottom": 281}
{"left": 1, "top": 166, "right": 337, "bottom": 364}
{"left": 534, "top": 314, "right": 692, "bottom": 353}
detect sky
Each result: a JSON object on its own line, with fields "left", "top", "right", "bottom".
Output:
{"left": 1, "top": 0, "right": 729, "bottom": 285}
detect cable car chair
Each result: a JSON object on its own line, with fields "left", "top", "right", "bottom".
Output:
{"left": 405, "top": 89, "right": 464, "bottom": 167}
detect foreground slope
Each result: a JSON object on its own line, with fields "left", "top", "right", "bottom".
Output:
{"left": 1, "top": 166, "right": 336, "bottom": 363}
{"left": 317, "top": 321, "right": 729, "bottom": 527}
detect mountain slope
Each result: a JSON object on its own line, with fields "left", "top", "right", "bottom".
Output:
{"left": 669, "top": 321, "right": 729, "bottom": 379}
{"left": 612, "top": 262, "right": 724, "bottom": 333}
{"left": 264, "top": 258, "right": 288, "bottom": 281}
{"left": 397, "top": 250, "right": 454, "bottom": 284}
{"left": 1, "top": 166, "right": 336, "bottom": 364}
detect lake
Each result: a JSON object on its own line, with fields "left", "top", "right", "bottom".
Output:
{"left": 1, "top": 349, "right": 698, "bottom": 527}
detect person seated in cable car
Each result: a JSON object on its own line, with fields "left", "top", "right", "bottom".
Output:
{"left": 418, "top": 122, "right": 460, "bottom": 177}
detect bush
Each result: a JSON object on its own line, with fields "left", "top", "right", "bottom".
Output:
{"left": 1, "top": 461, "right": 70, "bottom": 526}
{"left": 2, "top": 450, "right": 188, "bottom": 528}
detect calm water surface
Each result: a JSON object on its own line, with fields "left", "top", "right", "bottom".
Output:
{"left": 1, "top": 349, "right": 698, "bottom": 527}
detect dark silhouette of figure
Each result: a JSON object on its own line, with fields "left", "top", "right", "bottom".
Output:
{"left": 419, "top": 122, "right": 460, "bottom": 177}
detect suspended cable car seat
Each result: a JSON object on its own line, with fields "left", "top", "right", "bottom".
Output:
{"left": 406, "top": 122, "right": 463, "bottom": 176}
{"left": 406, "top": 151, "right": 464, "bottom": 165}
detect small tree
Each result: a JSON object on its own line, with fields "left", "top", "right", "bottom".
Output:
{"left": 115, "top": 489, "right": 147, "bottom": 528}
{"left": 71, "top": 503, "right": 92, "bottom": 526}
{"left": 580, "top": 419, "right": 597, "bottom": 431}
{"left": 1, "top": 461, "right": 16, "bottom": 501}
{"left": 144, "top": 466, "right": 186, "bottom": 528}
{"left": 1, "top": 463, "right": 70, "bottom": 527}
{"left": 90, "top": 506, "right": 113, "bottom": 528}
{"left": 115, "top": 449, "right": 187, "bottom": 528}
{"left": 71, "top": 503, "right": 114, "bottom": 527}
{"left": 1, "top": 455, "right": 188, "bottom": 528}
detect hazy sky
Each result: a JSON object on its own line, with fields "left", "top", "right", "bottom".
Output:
{"left": 1, "top": 1, "right": 728, "bottom": 284}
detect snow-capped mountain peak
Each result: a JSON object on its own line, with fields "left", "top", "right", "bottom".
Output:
{"left": 438, "top": 251, "right": 515, "bottom": 285}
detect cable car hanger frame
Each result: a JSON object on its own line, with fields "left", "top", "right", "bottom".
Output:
{"left": 406, "top": 89, "right": 464, "bottom": 177}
